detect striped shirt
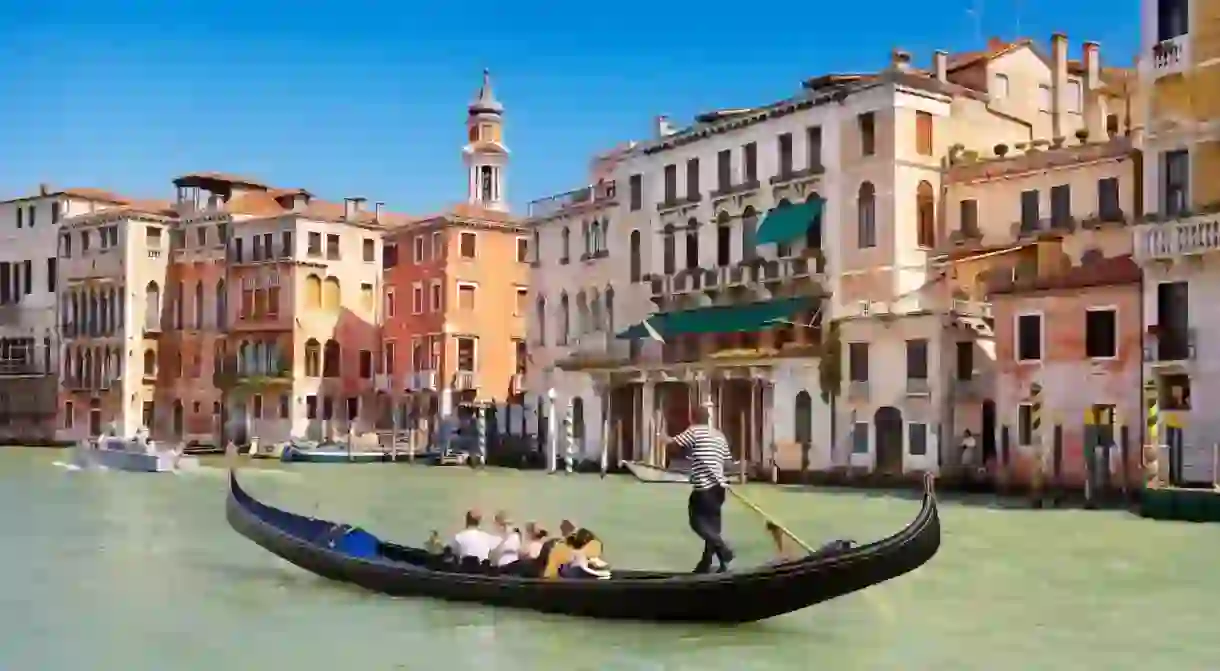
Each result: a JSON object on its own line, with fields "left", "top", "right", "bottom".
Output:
{"left": 673, "top": 424, "right": 731, "bottom": 490}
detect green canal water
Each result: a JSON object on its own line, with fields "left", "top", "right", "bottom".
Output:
{"left": 0, "top": 447, "right": 1213, "bottom": 670}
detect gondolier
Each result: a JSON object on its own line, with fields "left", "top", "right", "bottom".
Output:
{"left": 663, "top": 405, "right": 735, "bottom": 573}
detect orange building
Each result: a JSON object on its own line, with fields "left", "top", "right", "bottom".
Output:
{"left": 381, "top": 71, "right": 530, "bottom": 429}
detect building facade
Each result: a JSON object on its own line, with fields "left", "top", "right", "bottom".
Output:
{"left": 381, "top": 71, "right": 529, "bottom": 436}
{"left": 56, "top": 173, "right": 403, "bottom": 446}
{"left": 1133, "top": 0, "right": 1220, "bottom": 483}
{"left": 0, "top": 186, "right": 134, "bottom": 443}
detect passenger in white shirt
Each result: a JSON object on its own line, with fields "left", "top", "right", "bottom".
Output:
{"left": 489, "top": 511, "right": 522, "bottom": 567}
{"left": 448, "top": 510, "right": 499, "bottom": 562}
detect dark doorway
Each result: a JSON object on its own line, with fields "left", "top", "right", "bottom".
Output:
{"left": 89, "top": 399, "right": 102, "bottom": 437}
{"left": 794, "top": 390, "right": 813, "bottom": 471}
{"left": 874, "top": 406, "right": 904, "bottom": 474}
{"left": 981, "top": 399, "right": 997, "bottom": 463}
{"left": 610, "top": 385, "right": 638, "bottom": 463}
{"left": 172, "top": 400, "right": 184, "bottom": 437}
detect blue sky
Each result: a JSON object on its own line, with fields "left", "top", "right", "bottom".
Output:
{"left": 0, "top": 0, "right": 1138, "bottom": 214}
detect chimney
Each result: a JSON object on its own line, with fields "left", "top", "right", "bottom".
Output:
{"left": 1081, "top": 41, "right": 1105, "bottom": 140}
{"left": 374, "top": 201, "right": 384, "bottom": 223}
{"left": 933, "top": 50, "right": 948, "bottom": 82}
{"left": 654, "top": 115, "right": 676, "bottom": 139}
{"left": 1050, "top": 33, "right": 1069, "bottom": 143}
{"left": 890, "top": 49, "right": 912, "bottom": 71}
{"left": 343, "top": 197, "right": 366, "bottom": 221}
{"left": 38, "top": 183, "right": 49, "bottom": 196}
{"left": 987, "top": 37, "right": 1005, "bottom": 51}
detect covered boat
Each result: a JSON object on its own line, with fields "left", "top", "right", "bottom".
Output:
{"left": 225, "top": 471, "right": 941, "bottom": 623}
{"left": 72, "top": 429, "right": 198, "bottom": 473}
{"left": 280, "top": 442, "right": 390, "bottom": 463}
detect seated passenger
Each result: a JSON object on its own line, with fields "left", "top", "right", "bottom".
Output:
{"left": 489, "top": 510, "right": 523, "bottom": 567}
{"left": 524, "top": 525, "right": 548, "bottom": 560}
{"left": 447, "top": 510, "right": 499, "bottom": 562}
{"left": 424, "top": 530, "right": 444, "bottom": 554}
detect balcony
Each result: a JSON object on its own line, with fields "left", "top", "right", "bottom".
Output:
{"left": 905, "top": 378, "right": 931, "bottom": 397}
{"left": 0, "top": 361, "right": 46, "bottom": 378}
{"left": 1135, "top": 217, "right": 1220, "bottom": 263}
{"left": 555, "top": 331, "right": 633, "bottom": 371}
{"left": 847, "top": 380, "right": 870, "bottom": 401}
{"left": 510, "top": 373, "right": 526, "bottom": 394}
{"left": 952, "top": 377, "right": 985, "bottom": 400}
{"left": 1150, "top": 34, "right": 1190, "bottom": 79}
{"left": 453, "top": 370, "right": 477, "bottom": 390}
{"left": 1144, "top": 327, "right": 1196, "bottom": 366}
{"left": 527, "top": 180, "right": 618, "bottom": 219}
{"left": 374, "top": 373, "right": 393, "bottom": 393}
{"left": 407, "top": 370, "right": 438, "bottom": 392}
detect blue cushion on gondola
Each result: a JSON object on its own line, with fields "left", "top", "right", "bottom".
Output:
{"left": 320, "top": 525, "right": 379, "bottom": 558}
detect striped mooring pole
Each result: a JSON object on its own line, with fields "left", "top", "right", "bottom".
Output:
{"left": 476, "top": 404, "right": 487, "bottom": 467}
{"left": 1143, "top": 379, "right": 1160, "bottom": 488}
{"left": 563, "top": 399, "right": 575, "bottom": 474}
{"left": 1029, "top": 382, "right": 1045, "bottom": 503}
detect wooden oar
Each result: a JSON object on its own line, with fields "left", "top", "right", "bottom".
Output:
{"left": 724, "top": 485, "right": 816, "bottom": 555}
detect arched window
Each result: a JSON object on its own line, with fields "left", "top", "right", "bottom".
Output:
{"left": 535, "top": 296, "right": 547, "bottom": 346}
{"left": 804, "top": 194, "right": 823, "bottom": 251}
{"left": 213, "top": 341, "right": 225, "bottom": 375}
{"left": 304, "top": 274, "right": 322, "bottom": 309}
{"left": 323, "top": 339, "right": 341, "bottom": 377}
{"left": 193, "top": 281, "right": 204, "bottom": 329}
{"left": 143, "top": 349, "right": 156, "bottom": 377}
{"left": 322, "top": 277, "right": 341, "bottom": 311}
{"left": 795, "top": 390, "right": 813, "bottom": 470}
{"left": 253, "top": 341, "right": 266, "bottom": 375}
{"left": 590, "top": 220, "right": 601, "bottom": 254}
{"left": 588, "top": 288, "right": 601, "bottom": 332}
{"left": 662, "top": 224, "right": 676, "bottom": 275}
{"left": 772, "top": 201, "right": 793, "bottom": 259}
{"left": 741, "top": 206, "right": 759, "bottom": 260}
{"left": 629, "top": 230, "right": 642, "bottom": 282}
{"left": 916, "top": 181, "right": 935, "bottom": 248}
{"left": 857, "top": 182, "right": 876, "bottom": 248}
{"left": 237, "top": 341, "right": 249, "bottom": 374}
{"left": 98, "top": 291, "right": 109, "bottom": 336}
{"left": 144, "top": 282, "right": 160, "bottom": 332}
{"left": 559, "top": 293, "right": 570, "bottom": 345}
{"left": 716, "top": 210, "right": 733, "bottom": 266}
{"left": 215, "top": 279, "right": 226, "bottom": 329}
{"left": 304, "top": 338, "right": 321, "bottom": 377}
{"left": 560, "top": 226, "right": 571, "bottom": 263}
{"left": 605, "top": 286, "right": 615, "bottom": 332}
{"left": 685, "top": 218, "right": 699, "bottom": 269}
{"left": 575, "top": 291, "right": 588, "bottom": 337}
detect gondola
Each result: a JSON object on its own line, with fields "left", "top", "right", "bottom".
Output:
{"left": 225, "top": 471, "right": 941, "bottom": 624}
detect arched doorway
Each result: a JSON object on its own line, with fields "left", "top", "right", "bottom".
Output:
{"left": 571, "top": 396, "right": 585, "bottom": 452}
{"left": 874, "top": 406, "right": 904, "bottom": 474}
{"left": 794, "top": 390, "right": 813, "bottom": 471}
{"left": 981, "top": 398, "right": 997, "bottom": 465}
{"left": 172, "top": 400, "right": 184, "bottom": 437}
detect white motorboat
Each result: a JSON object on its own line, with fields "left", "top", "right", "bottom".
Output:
{"left": 71, "top": 428, "right": 200, "bottom": 473}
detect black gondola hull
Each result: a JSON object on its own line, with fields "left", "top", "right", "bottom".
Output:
{"left": 225, "top": 472, "right": 940, "bottom": 623}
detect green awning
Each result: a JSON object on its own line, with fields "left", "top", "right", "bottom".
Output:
{"left": 616, "top": 297, "right": 813, "bottom": 340}
{"left": 755, "top": 199, "right": 823, "bottom": 247}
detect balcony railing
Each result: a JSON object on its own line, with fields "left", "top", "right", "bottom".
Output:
{"left": 1144, "top": 328, "right": 1196, "bottom": 364}
{"left": 453, "top": 370, "right": 477, "bottom": 390}
{"left": 1150, "top": 35, "right": 1189, "bottom": 79}
{"left": 527, "top": 180, "right": 617, "bottom": 219}
{"left": 406, "top": 369, "right": 438, "bottom": 391}
{"left": 555, "top": 331, "right": 634, "bottom": 370}
{"left": 1135, "top": 218, "right": 1220, "bottom": 262}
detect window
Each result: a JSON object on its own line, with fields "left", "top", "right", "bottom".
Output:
{"left": 858, "top": 112, "right": 875, "bottom": 156}
{"left": 307, "top": 232, "right": 321, "bottom": 256}
{"left": 629, "top": 230, "right": 642, "bottom": 282}
{"left": 325, "top": 234, "right": 339, "bottom": 259}
{"left": 362, "top": 238, "right": 375, "bottom": 262}
{"left": 60, "top": 233, "right": 72, "bottom": 258}
{"left": 1038, "top": 84, "right": 1052, "bottom": 112}
{"left": 716, "top": 215, "right": 732, "bottom": 267}
{"left": 385, "top": 288, "right": 396, "bottom": 318}
{"left": 857, "top": 183, "right": 876, "bottom": 248}
{"left": 514, "top": 339, "right": 528, "bottom": 374}
{"left": 359, "top": 350, "right": 373, "bottom": 378}
{"left": 431, "top": 231, "right": 442, "bottom": 259}
{"left": 64, "top": 401, "right": 73, "bottom": 428}
{"left": 1098, "top": 177, "right": 1121, "bottom": 219}
{"left": 46, "top": 258, "right": 56, "bottom": 292}
{"left": 777, "top": 133, "right": 794, "bottom": 175}
{"left": 22, "top": 260, "right": 31, "bottom": 295}
{"left": 629, "top": 174, "right": 643, "bottom": 211}
{"left": 559, "top": 227, "right": 571, "bottom": 264}
{"left": 908, "top": 423, "right": 928, "bottom": 455}
{"left": 383, "top": 243, "right": 398, "bottom": 268}
{"left": 685, "top": 158, "right": 700, "bottom": 199}
{"left": 456, "top": 337, "right": 476, "bottom": 371}
{"left": 281, "top": 231, "right": 292, "bottom": 258}
{"left": 15, "top": 208, "right": 21, "bottom": 229}
{"left": 346, "top": 397, "right": 359, "bottom": 421}
{"left": 992, "top": 73, "right": 1010, "bottom": 99}
{"left": 848, "top": 342, "right": 869, "bottom": 381}
{"left": 916, "top": 181, "right": 935, "bottom": 248}
{"left": 716, "top": 150, "right": 731, "bottom": 191}
{"left": 515, "top": 287, "right": 528, "bottom": 316}
{"left": 1016, "top": 313, "right": 1043, "bottom": 361}
{"left": 413, "top": 236, "right": 425, "bottom": 263}
{"left": 412, "top": 283, "right": 423, "bottom": 314}
{"left": 232, "top": 237, "right": 243, "bottom": 263}
{"left": 685, "top": 223, "right": 699, "bottom": 270}
{"left": 663, "top": 164, "right": 677, "bottom": 203}
{"left": 906, "top": 339, "right": 928, "bottom": 380}
{"left": 956, "top": 341, "right": 974, "bottom": 381}
{"left": 1020, "top": 189, "right": 1040, "bottom": 232}
{"left": 1050, "top": 184, "right": 1072, "bottom": 227}
{"left": 458, "top": 282, "right": 476, "bottom": 310}
{"left": 459, "top": 232, "right": 476, "bottom": 258}
{"left": 742, "top": 142, "right": 758, "bottom": 183}
{"left": 430, "top": 281, "right": 442, "bottom": 311}
{"left": 51, "top": 202, "right": 60, "bottom": 225}
{"left": 384, "top": 341, "right": 396, "bottom": 376}
{"left": 851, "top": 422, "right": 869, "bottom": 454}
{"left": 1163, "top": 150, "right": 1189, "bottom": 217}
{"left": 262, "top": 233, "right": 272, "bottom": 260}
{"left": 662, "top": 227, "right": 676, "bottom": 275}
{"left": 1157, "top": 0, "right": 1189, "bottom": 41}
{"left": 411, "top": 338, "right": 425, "bottom": 371}
{"left": 1018, "top": 404, "right": 1033, "bottom": 446}
{"left": 806, "top": 125, "right": 823, "bottom": 169}
{"left": 960, "top": 199, "right": 979, "bottom": 236}
{"left": 915, "top": 111, "right": 934, "bottom": 156}
{"left": 279, "top": 394, "right": 290, "bottom": 419}
{"left": 251, "top": 234, "right": 263, "bottom": 261}
{"left": 1085, "top": 308, "right": 1117, "bottom": 359}
{"left": 1067, "top": 80, "right": 1082, "bottom": 113}
{"left": 516, "top": 237, "right": 529, "bottom": 263}
{"left": 196, "top": 226, "right": 208, "bottom": 247}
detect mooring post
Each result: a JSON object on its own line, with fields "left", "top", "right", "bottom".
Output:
{"left": 1051, "top": 423, "right": 1063, "bottom": 507}
{"left": 1119, "top": 424, "right": 1131, "bottom": 501}
{"left": 1083, "top": 408, "right": 1097, "bottom": 509}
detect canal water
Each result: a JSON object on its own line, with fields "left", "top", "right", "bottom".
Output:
{"left": 0, "top": 447, "right": 1212, "bottom": 670}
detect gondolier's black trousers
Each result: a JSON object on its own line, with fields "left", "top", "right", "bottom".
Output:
{"left": 688, "top": 485, "right": 733, "bottom": 572}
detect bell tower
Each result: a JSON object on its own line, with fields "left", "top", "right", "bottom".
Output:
{"left": 463, "top": 69, "right": 508, "bottom": 211}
